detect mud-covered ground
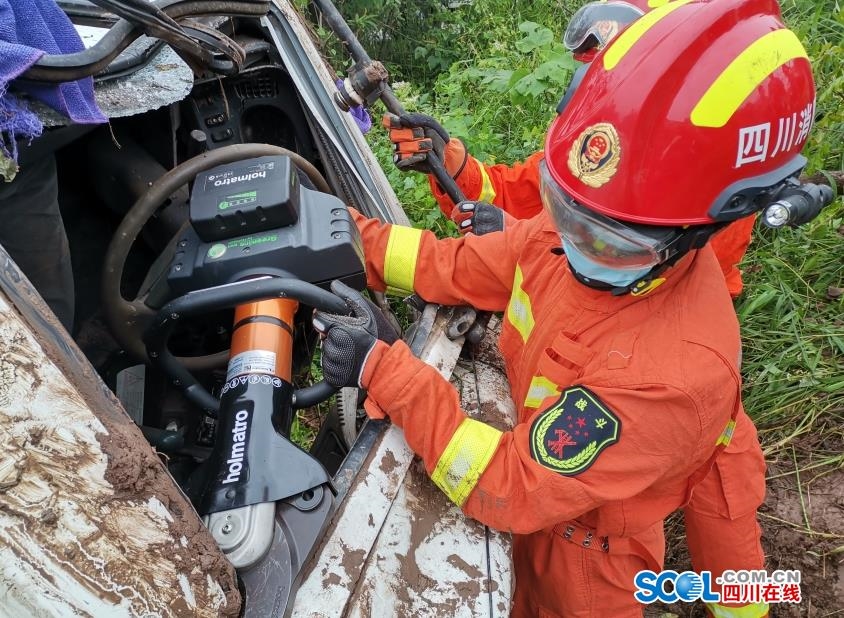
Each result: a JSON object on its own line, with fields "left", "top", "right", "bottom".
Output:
{"left": 646, "top": 463, "right": 843, "bottom": 617}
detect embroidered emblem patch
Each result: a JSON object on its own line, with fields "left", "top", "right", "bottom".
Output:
{"left": 529, "top": 386, "right": 621, "bottom": 476}
{"left": 567, "top": 123, "right": 621, "bottom": 188}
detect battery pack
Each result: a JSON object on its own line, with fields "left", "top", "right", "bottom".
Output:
{"left": 190, "top": 155, "right": 299, "bottom": 242}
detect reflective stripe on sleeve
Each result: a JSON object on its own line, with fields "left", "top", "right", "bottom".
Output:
{"left": 706, "top": 601, "right": 769, "bottom": 618}
{"left": 431, "top": 418, "right": 503, "bottom": 507}
{"left": 383, "top": 225, "right": 423, "bottom": 295}
{"left": 524, "top": 375, "right": 561, "bottom": 409}
{"left": 506, "top": 265, "right": 535, "bottom": 342}
{"left": 477, "top": 165, "right": 497, "bottom": 203}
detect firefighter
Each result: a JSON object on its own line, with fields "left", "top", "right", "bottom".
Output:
{"left": 384, "top": 0, "right": 757, "bottom": 299}
{"left": 316, "top": 0, "right": 819, "bottom": 615}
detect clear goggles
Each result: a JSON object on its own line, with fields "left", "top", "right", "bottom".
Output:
{"left": 563, "top": 1, "right": 645, "bottom": 54}
{"left": 539, "top": 160, "right": 680, "bottom": 269}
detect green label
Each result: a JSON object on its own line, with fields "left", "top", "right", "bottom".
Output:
{"left": 207, "top": 243, "right": 227, "bottom": 259}
{"left": 218, "top": 190, "right": 258, "bottom": 210}
{"left": 227, "top": 234, "right": 278, "bottom": 249}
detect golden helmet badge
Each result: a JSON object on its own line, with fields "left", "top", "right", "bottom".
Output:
{"left": 567, "top": 123, "right": 621, "bottom": 188}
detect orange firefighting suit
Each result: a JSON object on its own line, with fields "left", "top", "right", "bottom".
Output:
{"left": 427, "top": 151, "right": 757, "bottom": 299}
{"left": 351, "top": 208, "right": 767, "bottom": 617}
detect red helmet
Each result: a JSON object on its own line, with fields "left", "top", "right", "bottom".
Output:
{"left": 545, "top": 0, "right": 816, "bottom": 227}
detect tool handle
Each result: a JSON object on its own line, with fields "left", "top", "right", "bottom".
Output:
{"left": 429, "top": 160, "right": 467, "bottom": 204}
{"left": 311, "top": 0, "right": 466, "bottom": 205}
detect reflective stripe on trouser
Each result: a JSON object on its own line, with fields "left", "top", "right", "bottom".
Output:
{"left": 685, "top": 417, "right": 767, "bottom": 618}
{"left": 383, "top": 225, "right": 423, "bottom": 295}
{"left": 706, "top": 601, "right": 769, "bottom": 618}
{"left": 430, "top": 418, "right": 502, "bottom": 506}
{"left": 477, "top": 164, "right": 497, "bottom": 203}
{"left": 716, "top": 419, "right": 736, "bottom": 446}
{"left": 506, "top": 265, "right": 535, "bottom": 342}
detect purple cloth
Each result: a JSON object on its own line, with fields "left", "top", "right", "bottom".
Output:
{"left": 1, "top": 0, "right": 106, "bottom": 160}
{"left": 336, "top": 78, "right": 372, "bottom": 134}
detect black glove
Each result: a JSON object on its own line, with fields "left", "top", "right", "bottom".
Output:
{"left": 313, "top": 281, "right": 400, "bottom": 388}
{"left": 451, "top": 201, "right": 505, "bottom": 235}
{"left": 382, "top": 112, "right": 468, "bottom": 177}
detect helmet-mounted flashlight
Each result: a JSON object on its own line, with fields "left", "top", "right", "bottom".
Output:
{"left": 761, "top": 181, "right": 835, "bottom": 229}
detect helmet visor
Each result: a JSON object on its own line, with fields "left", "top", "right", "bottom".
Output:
{"left": 563, "top": 1, "right": 645, "bottom": 53}
{"left": 539, "top": 160, "right": 679, "bottom": 269}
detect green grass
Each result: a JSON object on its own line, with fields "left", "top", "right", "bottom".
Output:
{"left": 735, "top": 0, "right": 844, "bottom": 464}
{"left": 736, "top": 204, "right": 843, "bottom": 470}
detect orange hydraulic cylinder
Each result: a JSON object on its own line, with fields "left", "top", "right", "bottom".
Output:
{"left": 229, "top": 298, "right": 298, "bottom": 382}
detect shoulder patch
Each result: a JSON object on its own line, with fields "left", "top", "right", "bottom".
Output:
{"left": 529, "top": 386, "right": 621, "bottom": 476}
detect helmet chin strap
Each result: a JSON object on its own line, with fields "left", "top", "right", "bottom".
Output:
{"left": 553, "top": 224, "right": 726, "bottom": 296}
{"left": 562, "top": 261, "right": 659, "bottom": 296}
{"left": 612, "top": 262, "right": 671, "bottom": 297}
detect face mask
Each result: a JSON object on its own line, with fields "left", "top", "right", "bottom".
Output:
{"left": 562, "top": 238, "right": 653, "bottom": 288}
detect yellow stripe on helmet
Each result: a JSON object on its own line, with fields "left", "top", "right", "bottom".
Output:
{"left": 691, "top": 29, "right": 808, "bottom": 128}
{"left": 384, "top": 225, "right": 423, "bottom": 295}
{"left": 603, "top": 0, "right": 694, "bottom": 70}
{"left": 431, "top": 418, "right": 503, "bottom": 507}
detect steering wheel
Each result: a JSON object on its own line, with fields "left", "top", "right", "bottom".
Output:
{"left": 102, "top": 143, "right": 332, "bottom": 373}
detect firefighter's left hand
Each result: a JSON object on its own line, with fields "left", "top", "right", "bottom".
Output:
{"left": 313, "top": 281, "right": 399, "bottom": 388}
{"left": 451, "top": 201, "right": 505, "bottom": 235}
{"left": 382, "top": 113, "right": 467, "bottom": 177}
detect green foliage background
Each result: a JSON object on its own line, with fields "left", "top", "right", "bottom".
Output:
{"left": 310, "top": 0, "right": 843, "bottom": 463}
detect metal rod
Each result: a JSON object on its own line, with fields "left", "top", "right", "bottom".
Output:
{"left": 311, "top": 0, "right": 467, "bottom": 204}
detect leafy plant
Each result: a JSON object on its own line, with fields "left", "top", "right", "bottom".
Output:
{"left": 295, "top": 0, "right": 462, "bottom": 84}
{"left": 362, "top": 14, "right": 578, "bottom": 229}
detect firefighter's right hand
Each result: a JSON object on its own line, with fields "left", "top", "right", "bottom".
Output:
{"left": 313, "top": 281, "right": 398, "bottom": 388}
{"left": 383, "top": 112, "right": 467, "bottom": 177}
